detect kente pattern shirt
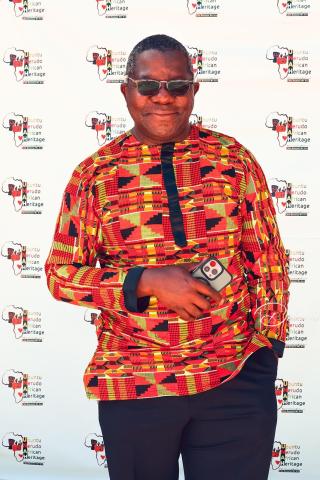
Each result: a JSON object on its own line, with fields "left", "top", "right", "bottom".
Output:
{"left": 45, "top": 124, "right": 290, "bottom": 401}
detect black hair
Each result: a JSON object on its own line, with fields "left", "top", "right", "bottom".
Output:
{"left": 125, "top": 34, "right": 193, "bottom": 78}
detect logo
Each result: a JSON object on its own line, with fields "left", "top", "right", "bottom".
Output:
{"left": 3, "top": 47, "right": 45, "bottom": 84}
{"left": 275, "top": 379, "right": 305, "bottom": 413}
{"left": 254, "top": 301, "right": 288, "bottom": 331}
{"left": 84, "top": 308, "right": 103, "bottom": 338}
{"left": 84, "top": 433, "right": 107, "bottom": 467}
{"left": 2, "top": 369, "right": 44, "bottom": 406}
{"left": 272, "top": 441, "right": 302, "bottom": 472}
{"left": 84, "top": 309, "right": 101, "bottom": 327}
{"left": 277, "top": 0, "right": 311, "bottom": 16}
{"left": 95, "top": 0, "right": 128, "bottom": 18}
{"left": 286, "top": 249, "right": 307, "bottom": 283}
{"left": 268, "top": 178, "right": 309, "bottom": 216}
{"left": 2, "top": 433, "right": 44, "bottom": 465}
{"left": 190, "top": 113, "right": 218, "bottom": 130}
{"left": 85, "top": 111, "right": 129, "bottom": 145}
{"left": 2, "top": 433, "right": 25, "bottom": 462}
{"left": 186, "top": 46, "right": 220, "bottom": 82}
{"left": 2, "top": 113, "right": 45, "bottom": 149}
{"left": 265, "top": 112, "right": 310, "bottom": 150}
{"left": 0, "top": 242, "right": 42, "bottom": 278}
{"left": 286, "top": 316, "right": 307, "bottom": 348}
{"left": 86, "top": 46, "right": 127, "bottom": 83}
{"left": 2, "top": 305, "right": 44, "bottom": 342}
{"left": 2, "top": 370, "right": 24, "bottom": 403}
{"left": 6, "top": 0, "right": 45, "bottom": 20}
{"left": 2, "top": 177, "right": 43, "bottom": 214}
{"left": 266, "top": 45, "right": 311, "bottom": 82}
{"left": 187, "top": 0, "right": 220, "bottom": 17}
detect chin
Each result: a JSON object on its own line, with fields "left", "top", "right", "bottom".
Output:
{"left": 144, "top": 123, "right": 182, "bottom": 139}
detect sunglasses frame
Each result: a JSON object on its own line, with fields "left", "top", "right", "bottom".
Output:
{"left": 125, "top": 76, "right": 195, "bottom": 96}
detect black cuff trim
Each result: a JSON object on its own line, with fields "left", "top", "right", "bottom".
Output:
{"left": 269, "top": 338, "right": 285, "bottom": 358}
{"left": 123, "top": 267, "right": 150, "bottom": 313}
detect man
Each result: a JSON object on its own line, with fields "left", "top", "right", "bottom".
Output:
{"left": 45, "top": 34, "right": 290, "bottom": 480}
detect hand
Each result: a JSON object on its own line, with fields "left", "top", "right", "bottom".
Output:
{"left": 137, "top": 264, "right": 222, "bottom": 322}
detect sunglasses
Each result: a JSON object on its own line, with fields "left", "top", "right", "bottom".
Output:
{"left": 126, "top": 76, "right": 194, "bottom": 96}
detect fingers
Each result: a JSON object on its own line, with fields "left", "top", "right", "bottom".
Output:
{"left": 185, "top": 303, "right": 203, "bottom": 319}
{"left": 176, "top": 309, "right": 192, "bottom": 321}
{"left": 176, "top": 307, "right": 199, "bottom": 322}
{"left": 178, "top": 262, "right": 199, "bottom": 273}
{"left": 191, "top": 293, "right": 211, "bottom": 311}
{"left": 157, "top": 264, "right": 223, "bottom": 321}
{"left": 192, "top": 278, "right": 222, "bottom": 303}
{"left": 176, "top": 294, "right": 217, "bottom": 321}
{"left": 178, "top": 264, "right": 223, "bottom": 302}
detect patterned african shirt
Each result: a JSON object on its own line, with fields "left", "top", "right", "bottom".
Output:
{"left": 45, "top": 124, "right": 290, "bottom": 400}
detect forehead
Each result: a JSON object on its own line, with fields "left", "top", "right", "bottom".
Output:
{"left": 133, "top": 49, "right": 192, "bottom": 79}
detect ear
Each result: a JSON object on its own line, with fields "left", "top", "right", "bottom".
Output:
{"left": 193, "top": 82, "right": 200, "bottom": 95}
{"left": 120, "top": 82, "right": 128, "bottom": 100}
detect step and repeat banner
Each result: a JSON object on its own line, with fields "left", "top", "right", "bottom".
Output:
{"left": 0, "top": 0, "right": 319, "bottom": 479}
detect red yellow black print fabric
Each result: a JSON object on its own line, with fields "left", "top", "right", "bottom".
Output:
{"left": 45, "top": 124, "right": 290, "bottom": 400}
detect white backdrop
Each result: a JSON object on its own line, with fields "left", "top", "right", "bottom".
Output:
{"left": 0, "top": 0, "right": 319, "bottom": 478}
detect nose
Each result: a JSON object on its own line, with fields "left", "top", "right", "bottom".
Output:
{"left": 151, "top": 84, "right": 174, "bottom": 103}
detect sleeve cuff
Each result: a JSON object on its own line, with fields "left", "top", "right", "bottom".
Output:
{"left": 268, "top": 338, "right": 285, "bottom": 358}
{"left": 123, "top": 266, "right": 150, "bottom": 313}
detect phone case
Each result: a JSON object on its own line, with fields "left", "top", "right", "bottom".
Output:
{"left": 191, "top": 257, "right": 232, "bottom": 292}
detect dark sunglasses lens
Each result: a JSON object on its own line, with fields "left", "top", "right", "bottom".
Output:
{"left": 137, "top": 80, "right": 160, "bottom": 96}
{"left": 167, "top": 81, "right": 191, "bottom": 96}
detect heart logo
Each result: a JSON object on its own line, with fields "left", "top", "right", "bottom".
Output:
{"left": 18, "top": 392, "right": 23, "bottom": 397}
{"left": 17, "top": 264, "right": 22, "bottom": 269}
{"left": 18, "top": 328, "right": 23, "bottom": 333}
{"left": 18, "top": 454, "right": 23, "bottom": 459}
{"left": 192, "top": 3, "right": 196, "bottom": 7}
{"left": 102, "top": 4, "right": 106, "bottom": 8}
{"left": 18, "top": 200, "right": 22, "bottom": 205}
{"left": 277, "top": 399, "right": 282, "bottom": 404}
{"left": 100, "top": 455, "right": 105, "bottom": 460}
{"left": 102, "top": 69, "right": 107, "bottom": 74}
{"left": 283, "top": 68, "right": 288, "bottom": 73}
{"left": 276, "top": 460, "right": 280, "bottom": 465}
{"left": 19, "top": 7, "right": 23, "bottom": 11}
{"left": 281, "top": 202, "right": 286, "bottom": 207}
{"left": 282, "top": 3, "right": 287, "bottom": 7}
{"left": 19, "top": 71, "right": 23, "bottom": 75}
{"left": 101, "top": 135, "right": 106, "bottom": 139}
{"left": 282, "top": 136, "right": 287, "bottom": 141}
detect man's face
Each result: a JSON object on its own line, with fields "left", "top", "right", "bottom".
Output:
{"left": 121, "top": 49, "right": 199, "bottom": 144}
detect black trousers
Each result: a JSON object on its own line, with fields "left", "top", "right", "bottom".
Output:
{"left": 98, "top": 346, "right": 278, "bottom": 480}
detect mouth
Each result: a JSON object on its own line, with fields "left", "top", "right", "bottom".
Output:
{"left": 148, "top": 112, "right": 178, "bottom": 117}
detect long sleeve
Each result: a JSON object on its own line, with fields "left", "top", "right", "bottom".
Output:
{"left": 44, "top": 161, "right": 150, "bottom": 312}
{"left": 240, "top": 149, "right": 290, "bottom": 357}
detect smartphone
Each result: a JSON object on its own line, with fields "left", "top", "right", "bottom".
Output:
{"left": 190, "top": 256, "right": 232, "bottom": 292}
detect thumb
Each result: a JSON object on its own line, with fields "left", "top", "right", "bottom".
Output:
{"left": 179, "top": 262, "right": 200, "bottom": 273}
